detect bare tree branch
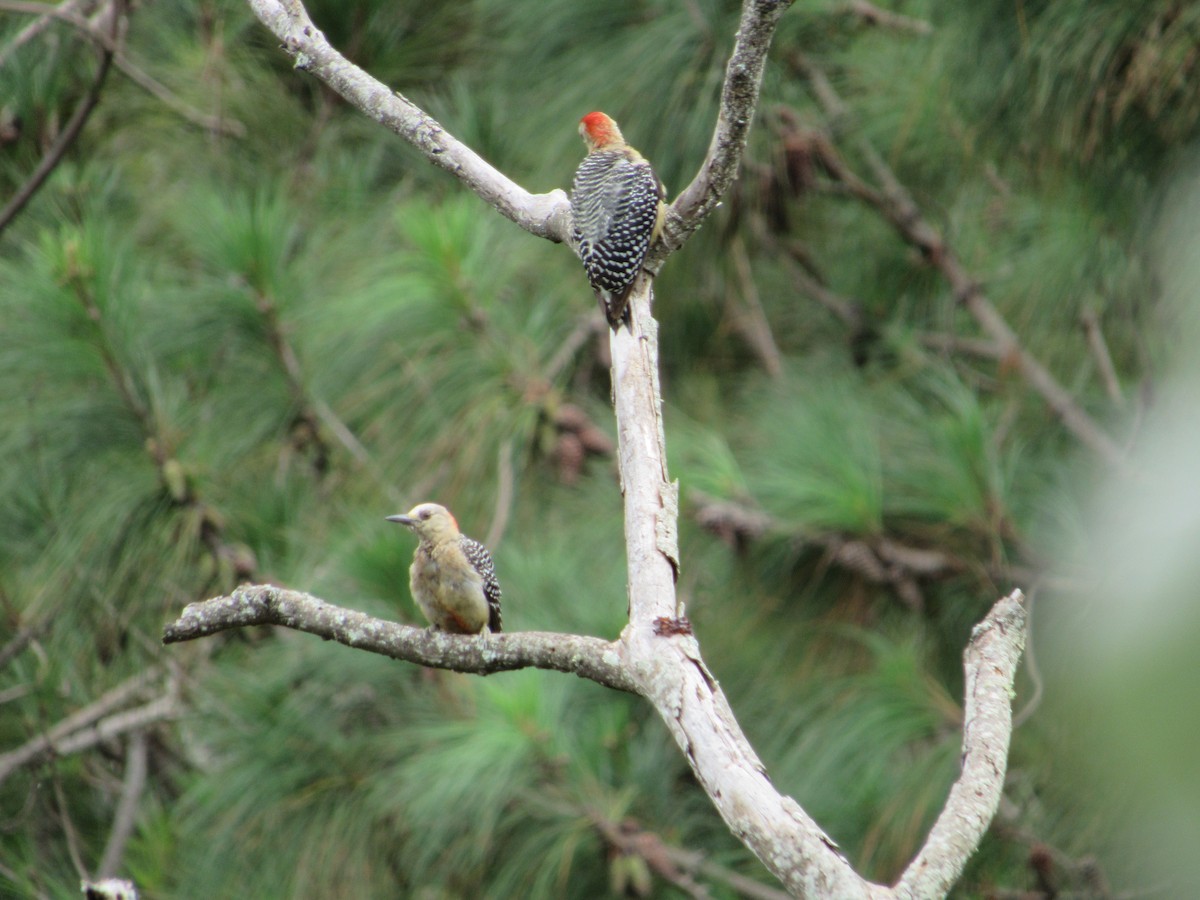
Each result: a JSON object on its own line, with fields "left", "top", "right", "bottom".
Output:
{"left": 590, "top": 812, "right": 713, "bottom": 899}
{"left": 772, "top": 238, "right": 866, "bottom": 330}
{"left": 689, "top": 488, "right": 994, "bottom": 604}
{"left": 545, "top": 313, "right": 606, "bottom": 382}
{"left": 895, "top": 590, "right": 1027, "bottom": 897}
{"left": 606, "top": 282, "right": 868, "bottom": 895}
{"left": 243, "top": 0, "right": 571, "bottom": 242}
{"left": 920, "top": 332, "right": 1006, "bottom": 360}
{"left": 162, "top": 584, "right": 638, "bottom": 693}
{"left": 616, "top": 306, "right": 1022, "bottom": 894}
{"left": 108, "top": 52, "right": 245, "bottom": 138}
{"left": 668, "top": 0, "right": 795, "bottom": 252}
{"left": 163, "top": 578, "right": 1028, "bottom": 896}
{"left": 587, "top": 807, "right": 792, "bottom": 900}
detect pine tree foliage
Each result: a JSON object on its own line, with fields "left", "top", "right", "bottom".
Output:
{"left": 0, "top": 0, "right": 1188, "bottom": 895}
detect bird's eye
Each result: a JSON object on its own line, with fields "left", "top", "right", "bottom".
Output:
{"left": 420, "top": 509, "right": 431, "bottom": 520}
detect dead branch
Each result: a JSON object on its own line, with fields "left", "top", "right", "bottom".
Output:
{"left": 161, "top": 578, "right": 1027, "bottom": 897}
{"left": 894, "top": 589, "right": 1027, "bottom": 896}
{"left": 244, "top": 0, "right": 571, "bottom": 242}
{"left": 163, "top": 585, "right": 638, "bottom": 692}
{"left": 0, "top": 621, "right": 44, "bottom": 671}
{"left": 668, "top": 0, "right": 795, "bottom": 252}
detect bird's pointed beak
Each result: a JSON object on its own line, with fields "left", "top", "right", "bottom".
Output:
{"left": 386, "top": 514, "right": 415, "bottom": 527}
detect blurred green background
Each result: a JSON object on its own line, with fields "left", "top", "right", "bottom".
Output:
{"left": 2, "top": 1, "right": 1197, "bottom": 896}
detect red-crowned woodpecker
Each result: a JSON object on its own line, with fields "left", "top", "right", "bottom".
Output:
{"left": 571, "top": 111, "right": 667, "bottom": 329}
{"left": 386, "top": 503, "right": 502, "bottom": 634}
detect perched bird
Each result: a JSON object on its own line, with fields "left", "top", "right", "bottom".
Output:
{"left": 571, "top": 111, "right": 667, "bottom": 329}
{"left": 386, "top": 503, "right": 502, "bottom": 634}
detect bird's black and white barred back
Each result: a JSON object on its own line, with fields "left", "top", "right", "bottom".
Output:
{"left": 572, "top": 112, "right": 667, "bottom": 328}
{"left": 459, "top": 535, "right": 502, "bottom": 633}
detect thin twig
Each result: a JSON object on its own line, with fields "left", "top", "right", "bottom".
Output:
{"left": 32, "top": 694, "right": 178, "bottom": 762}
{"left": 0, "top": 668, "right": 160, "bottom": 785}
{"left": 484, "top": 440, "right": 514, "bottom": 551}
{"left": 590, "top": 810, "right": 792, "bottom": 900}
{"left": 0, "top": 0, "right": 244, "bottom": 136}
{"left": 1080, "top": 306, "right": 1125, "bottom": 407}
{"left": 0, "top": 684, "right": 32, "bottom": 705}
{"left": 0, "top": 0, "right": 100, "bottom": 70}
{"left": 590, "top": 813, "right": 712, "bottom": 899}
{"left": 98, "top": 731, "right": 148, "bottom": 879}
{"left": 920, "top": 332, "right": 1006, "bottom": 360}
{"left": 0, "top": 858, "right": 41, "bottom": 898}
{"left": 52, "top": 770, "right": 89, "bottom": 880}
{"left": 256, "top": 284, "right": 399, "bottom": 500}
{"left": 762, "top": 230, "right": 865, "bottom": 329}
{"left": 729, "top": 235, "right": 783, "bottom": 378}
{"left": 0, "top": 0, "right": 122, "bottom": 237}
{"left": 111, "top": 54, "right": 245, "bottom": 137}
{"left": 0, "top": 621, "right": 44, "bottom": 671}
{"left": 842, "top": 1, "right": 933, "bottom": 35}
{"left": 545, "top": 313, "right": 605, "bottom": 382}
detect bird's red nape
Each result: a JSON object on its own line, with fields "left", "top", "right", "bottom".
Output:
{"left": 581, "top": 111, "right": 618, "bottom": 143}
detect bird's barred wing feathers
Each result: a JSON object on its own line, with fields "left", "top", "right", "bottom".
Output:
{"left": 571, "top": 153, "right": 661, "bottom": 299}
{"left": 460, "top": 535, "right": 502, "bottom": 633}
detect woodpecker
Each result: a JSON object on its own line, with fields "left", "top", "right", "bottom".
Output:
{"left": 571, "top": 111, "right": 667, "bottom": 329}
{"left": 386, "top": 503, "right": 502, "bottom": 635}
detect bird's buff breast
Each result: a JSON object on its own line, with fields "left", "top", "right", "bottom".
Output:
{"left": 410, "top": 546, "right": 488, "bottom": 633}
